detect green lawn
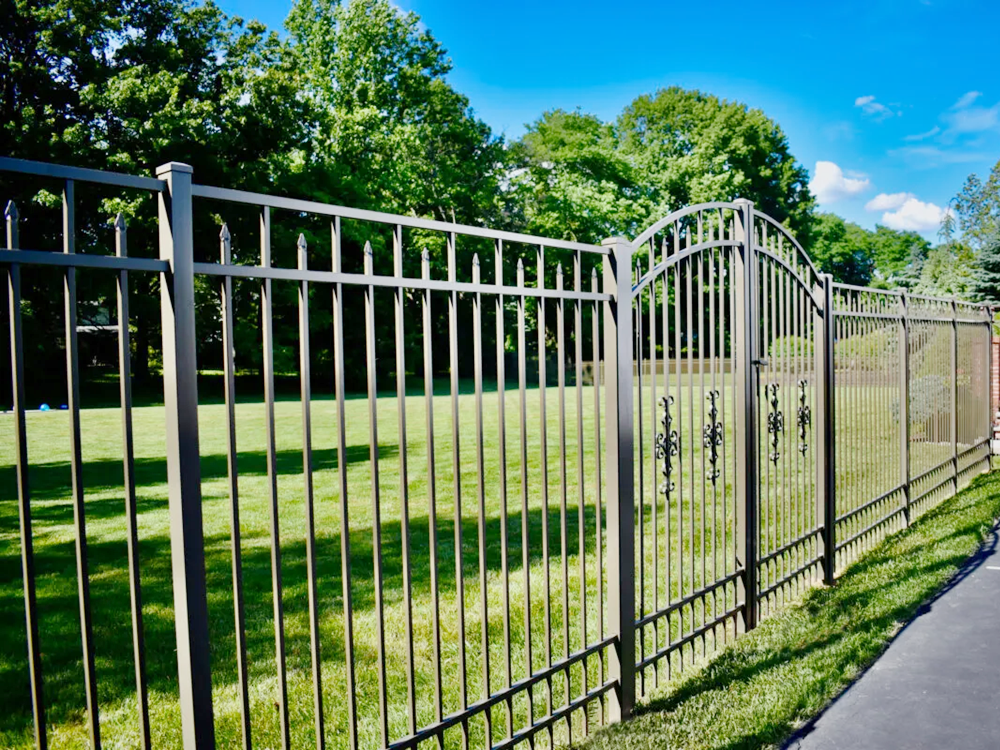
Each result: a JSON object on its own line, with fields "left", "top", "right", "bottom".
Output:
{"left": 0, "top": 373, "right": 984, "bottom": 749}
{"left": 582, "top": 468, "right": 1000, "bottom": 750}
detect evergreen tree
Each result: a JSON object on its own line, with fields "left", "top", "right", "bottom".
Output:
{"left": 969, "top": 233, "right": 1000, "bottom": 304}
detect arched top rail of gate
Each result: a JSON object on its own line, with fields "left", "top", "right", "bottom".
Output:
{"left": 629, "top": 200, "right": 824, "bottom": 303}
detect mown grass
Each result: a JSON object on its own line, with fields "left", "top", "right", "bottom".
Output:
{"left": 582, "top": 467, "right": 1000, "bottom": 750}
{"left": 0, "top": 371, "right": 982, "bottom": 750}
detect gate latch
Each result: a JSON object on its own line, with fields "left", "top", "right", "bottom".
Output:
{"left": 752, "top": 358, "right": 769, "bottom": 368}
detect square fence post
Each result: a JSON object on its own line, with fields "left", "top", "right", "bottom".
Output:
{"left": 818, "top": 274, "right": 836, "bottom": 584}
{"left": 602, "top": 235, "right": 635, "bottom": 722}
{"left": 157, "top": 162, "right": 215, "bottom": 748}
{"left": 732, "top": 199, "right": 759, "bottom": 631}
{"left": 951, "top": 298, "right": 959, "bottom": 493}
{"left": 900, "top": 292, "right": 911, "bottom": 524}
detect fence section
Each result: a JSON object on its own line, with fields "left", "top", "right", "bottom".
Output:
{"left": 0, "top": 157, "right": 994, "bottom": 750}
{"left": 831, "top": 286, "right": 992, "bottom": 570}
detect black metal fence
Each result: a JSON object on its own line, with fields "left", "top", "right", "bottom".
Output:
{"left": 0, "top": 157, "right": 992, "bottom": 750}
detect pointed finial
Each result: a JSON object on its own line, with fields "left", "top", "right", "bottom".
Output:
{"left": 4, "top": 200, "right": 17, "bottom": 221}
{"left": 363, "top": 240, "right": 373, "bottom": 255}
{"left": 591, "top": 267, "right": 597, "bottom": 278}
{"left": 556, "top": 262, "right": 563, "bottom": 275}
{"left": 517, "top": 258, "right": 524, "bottom": 270}
{"left": 114, "top": 212, "right": 127, "bottom": 231}
{"left": 472, "top": 253, "right": 480, "bottom": 266}
{"left": 297, "top": 233, "right": 307, "bottom": 250}
{"left": 219, "top": 222, "right": 230, "bottom": 241}
{"left": 421, "top": 248, "right": 430, "bottom": 261}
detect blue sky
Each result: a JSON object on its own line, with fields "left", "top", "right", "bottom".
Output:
{"left": 219, "top": 0, "right": 1000, "bottom": 237}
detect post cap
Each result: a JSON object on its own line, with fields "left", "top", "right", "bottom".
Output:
{"left": 155, "top": 162, "right": 194, "bottom": 177}
{"left": 601, "top": 236, "right": 630, "bottom": 247}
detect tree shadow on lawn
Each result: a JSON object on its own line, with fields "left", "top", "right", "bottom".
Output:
{"left": 0, "top": 443, "right": 388, "bottom": 507}
{"left": 0, "top": 450, "right": 602, "bottom": 740}
{"left": 584, "top": 484, "right": 998, "bottom": 750}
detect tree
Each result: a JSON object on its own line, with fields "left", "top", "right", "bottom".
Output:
{"left": 616, "top": 87, "right": 815, "bottom": 242}
{"left": 510, "top": 109, "right": 649, "bottom": 243}
{"left": 808, "top": 213, "right": 876, "bottom": 286}
{"left": 1, "top": 0, "right": 309, "bottom": 399}
{"left": 286, "top": 0, "right": 505, "bottom": 225}
{"left": 913, "top": 243, "right": 974, "bottom": 297}
{"left": 966, "top": 234, "right": 1000, "bottom": 303}
{"left": 285, "top": 0, "right": 510, "bottom": 385}
{"left": 953, "top": 160, "right": 1000, "bottom": 251}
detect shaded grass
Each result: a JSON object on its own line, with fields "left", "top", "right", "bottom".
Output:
{"left": 582, "top": 467, "right": 1000, "bottom": 750}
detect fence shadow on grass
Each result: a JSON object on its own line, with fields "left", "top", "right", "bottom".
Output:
{"left": 0, "top": 445, "right": 601, "bottom": 740}
{"left": 582, "top": 481, "right": 997, "bottom": 750}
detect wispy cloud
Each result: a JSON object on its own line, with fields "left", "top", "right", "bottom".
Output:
{"left": 903, "top": 125, "right": 940, "bottom": 142}
{"left": 822, "top": 121, "right": 855, "bottom": 142}
{"left": 855, "top": 95, "right": 899, "bottom": 121}
{"left": 809, "top": 161, "right": 871, "bottom": 204}
{"left": 952, "top": 91, "right": 982, "bottom": 109}
{"left": 889, "top": 144, "right": 993, "bottom": 168}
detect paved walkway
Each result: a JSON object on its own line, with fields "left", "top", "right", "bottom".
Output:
{"left": 786, "top": 528, "right": 1000, "bottom": 750}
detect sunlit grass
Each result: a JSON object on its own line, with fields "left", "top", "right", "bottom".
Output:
{"left": 582, "top": 468, "right": 1000, "bottom": 750}
{"left": 0, "top": 373, "right": 981, "bottom": 749}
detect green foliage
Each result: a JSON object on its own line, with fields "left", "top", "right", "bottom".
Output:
{"left": 870, "top": 225, "right": 933, "bottom": 288}
{"left": 954, "top": 160, "right": 1000, "bottom": 251}
{"left": 768, "top": 335, "right": 813, "bottom": 360}
{"left": 616, "top": 88, "right": 815, "bottom": 241}
{"left": 835, "top": 327, "right": 896, "bottom": 371}
{"left": 890, "top": 374, "right": 949, "bottom": 424}
{"left": 913, "top": 242, "right": 974, "bottom": 297}
{"left": 512, "top": 88, "right": 815, "bottom": 246}
{"left": 511, "top": 109, "right": 647, "bottom": 242}
{"left": 809, "top": 213, "right": 875, "bottom": 285}
{"left": 968, "top": 233, "right": 1000, "bottom": 304}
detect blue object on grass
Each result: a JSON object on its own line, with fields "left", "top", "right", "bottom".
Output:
{"left": 39, "top": 403, "right": 50, "bottom": 411}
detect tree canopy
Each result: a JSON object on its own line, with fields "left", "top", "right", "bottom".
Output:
{"left": 3, "top": 0, "right": 991, "bottom": 406}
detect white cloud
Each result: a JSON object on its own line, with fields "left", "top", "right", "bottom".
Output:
{"left": 809, "top": 161, "right": 871, "bottom": 204}
{"left": 879, "top": 197, "right": 951, "bottom": 232}
{"left": 865, "top": 192, "right": 915, "bottom": 211}
{"left": 855, "top": 94, "right": 897, "bottom": 121}
{"left": 942, "top": 100, "right": 1000, "bottom": 137}
{"left": 903, "top": 125, "right": 940, "bottom": 142}
{"left": 953, "top": 91, "right": 982, "bottom": 109}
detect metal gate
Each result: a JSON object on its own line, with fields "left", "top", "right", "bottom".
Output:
{"left": 626, "top": 200, "right": 833, "bottom": 699}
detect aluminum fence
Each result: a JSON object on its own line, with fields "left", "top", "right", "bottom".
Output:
{"left": 0, "top": 157, "right": 992, "bottom": 750}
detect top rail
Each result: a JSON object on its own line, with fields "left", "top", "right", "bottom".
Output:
{"left": 0, "top": 157, "right": 166, "bottom": 193}
{"left": 831, "top": 281, "right": 901, "bottom": 295}
{"left": 191, "top": 183, "right": 609, "bottom": 255}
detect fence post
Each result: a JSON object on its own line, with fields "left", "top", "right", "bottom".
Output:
{"left": 951, "top": 298, "right": 959, "bottom": 493}
{"left": 732, "top": 199, "right": 759, "bottom": 631}
{"left": 818, "top": 274, "right": 836, "bottom": 584}
{"left": 900, "top": 292, "right": 910, "bottom": 524}
{"left": 157, "top": 162, "right": 215, "bottom": 748}
{"left": 602, "top": 235, "right": 635, "bottom": 722}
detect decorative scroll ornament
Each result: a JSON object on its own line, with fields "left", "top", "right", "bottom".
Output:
{"left": 703, "top": 390, "right": 723, "bottom": 484}
{"left": 655, "top": 396, "right": 679, "bottom": 494}
{"left": 766, "top": 382, "right": 783, "bottom": 465}
{"left": 797, "top": 379, "right": 812, "bottom": 455}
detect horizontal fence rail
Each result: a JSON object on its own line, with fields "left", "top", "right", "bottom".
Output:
{"left": 0, "top": 157, "right": 993, "bottom": 750}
